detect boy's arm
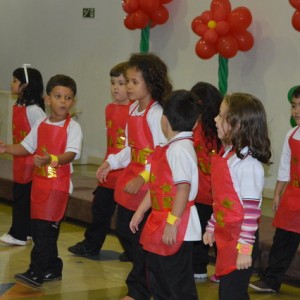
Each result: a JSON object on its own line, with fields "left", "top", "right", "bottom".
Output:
{"left": 162, "top": 183, "right": 190, "bottom": 246}
{"left": 0, "top": 141, "right": 30, "bottom": 156}
{"left": 273, "top": 180, "right": 288, "bottom": 212}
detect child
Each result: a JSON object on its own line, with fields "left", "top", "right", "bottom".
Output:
{"left": 97, "top": 52, "right": 172, "bottom": 300}
{"left": 249, "top": 86, "right": 300, "bottom": 293}
{"left": 0, "top": 66, "right": 46, "bottom": 246}
{"left": 130, "top": 90, "right": 201, "bottom": 300}
{"left": 68, "top": 62, "right": 132, "bottom": 259}
{"left": 203, "top": 93, "right": 272, "bottom": 300}
{"left": 0, "top": 74, "right": 82, "bottom": 288}
{"left": 191, "top": 82, "right": 222, "bottom": 282}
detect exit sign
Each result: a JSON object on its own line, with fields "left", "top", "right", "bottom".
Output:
{"left": 83, "top": 8, "right": 95, "bottom": 18}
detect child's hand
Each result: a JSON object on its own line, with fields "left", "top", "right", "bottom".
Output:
{"left": 0, "top": 141, "right": 7, "bottom": 153}
{"left": 124, "top": 176, "right": 144, "bottom": 194}
{"left": 273, "top": 194, "right": 280, "bottom": 212}
{"left": 96, "top": 161, "right": 111, "bottom": 183}
{"left": 162, "top": 223, "right": 177, "bottom": 246}
{"left": 203, "top": 231, "right": 215, "bottom": 247}
{"left": 129, "top": 210, "right": 144, "bottom": 234}
{"left": 33, "top": 153, "right": 51, "bottom": 168}
{"left": 236, "top": 253, "right": 252, "bottom": 270}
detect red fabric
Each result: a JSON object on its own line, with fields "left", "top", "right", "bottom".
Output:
{"left": 99, "top": 102, "right": 131, "bottom": 189}
{"left": 211, "top": 153, "right": 244, "bottom": 276}
{"left": 114, "top": 101, "right": 155, "bottom": 211}
{"left": 140, "top": 143, "right": 192, "bottom": 256}
{"left": 31, "top": 116, "right": 71, "bottom": 221}
{"left": 273, "top": 127, "right": 300, "bottom": 233}
{"left": 12, "top": 106, "right": 34, "bottom": 183}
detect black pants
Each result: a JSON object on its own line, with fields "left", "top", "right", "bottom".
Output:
{"left": 262, "top": 227, "right": 300, "bottom": 291}
{"left": 8, "top": 182, "right": 32, "bottom": 241}
{"left": 84, "top": 186, "right": 117, "bottom": 250}
{"left": 30, "top": 219, "right": 63, "bottom": 277}
{"left": 192, "top": 202, "right": 216, "bottom": 274}
{"left": 116, "top": 204, "right": 151, "bottom": 300}
{"left": 148, "top": 242, "right": 198, "bottom": 300}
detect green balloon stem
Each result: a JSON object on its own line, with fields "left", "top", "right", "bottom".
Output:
{"left": 140, "top": 25, "right": 150, "bottom": 53}
{"left": 218, "top": 55, "right": 228, "bottom": 96}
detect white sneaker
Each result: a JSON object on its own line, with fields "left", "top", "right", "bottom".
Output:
{"left": 0, "top": 233, "right": 27, "bottom": 246}
{"left": 194, "top": 273, "right": 208, "bottom": 279}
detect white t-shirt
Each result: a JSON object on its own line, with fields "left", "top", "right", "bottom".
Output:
{"left": 21, "top": 117, "right": 83, "bottom": 193}
{"left": 277, "top": 126, "right": 300, "bottom": 182}
{"left": 166, "top": 132, "right": 201, "bottom": 241}
{"left": 25, "top": 105, "right": 46, "bottom": 127}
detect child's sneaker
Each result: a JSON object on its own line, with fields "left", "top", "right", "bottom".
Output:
{"left": 0, "top": 233, "right": 27, "bottom": 246}
{"left": 210, "top": 274, "right": 220, "bottom": 283}
{"left": 15, "top": 270, "right": 43, "bottom": 288}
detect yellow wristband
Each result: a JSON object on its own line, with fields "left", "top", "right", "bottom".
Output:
{"left": 236, "top": 243, "right": 253, "bottom": 255}
{"left": 166, "top": 212, "right": 181, "bottom": 227}
{"left": 50, "top": 154, "right": 59, "bottom": 168}
{"left": 139, "top": 170, "right": 150, "bottom": 183}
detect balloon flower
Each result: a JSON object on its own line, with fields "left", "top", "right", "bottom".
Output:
{"left": 289, "top": 0, "right": 300, "bottom": 31}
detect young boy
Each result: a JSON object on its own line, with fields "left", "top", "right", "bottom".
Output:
{"left": 250, "top": 86, "right": 300, "bottom": 293}
{"left": 129, "top": 90, "right": 201, "bottom": 299}
{"left": 0, "top": 74, "right": 82, "bottom": 287}
{"left": 68, "top": 62, "right": 132, "bottom": 259}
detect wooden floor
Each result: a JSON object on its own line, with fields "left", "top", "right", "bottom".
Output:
{"left": 0, "top": 168, "right": 300, "bottom": 299}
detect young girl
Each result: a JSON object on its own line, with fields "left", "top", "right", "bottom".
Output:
{"left": 0, "top": 66, "right": 45, "bottom": 246}
{"left": 203, "top": 93, "right": 272, "bottom": 300}
{"left": 97, "top": 52, "right": 172, "bottom": 300}
{"left": 191, "top": 82, "right": 222, "bottom": 282}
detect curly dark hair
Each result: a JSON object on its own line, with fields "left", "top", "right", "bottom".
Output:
{"left": 13, "top": 67, "right": 45, "bottom": 111}
{"left": 191, "top": 82, "right": 222, "bottom": 152}
{"left": 128, "top": 52, "right": 172, "bottom": 105}
{"left": 223, "top": 93, "right": 272, "bottom": 164}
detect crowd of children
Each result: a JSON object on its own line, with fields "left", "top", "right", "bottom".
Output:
{"left": 0, "top": 53, "right": 299, "bottom": 300}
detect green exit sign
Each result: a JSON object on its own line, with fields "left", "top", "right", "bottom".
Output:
{"left": 83, "top": 8, "right": 95, "bottom": 18}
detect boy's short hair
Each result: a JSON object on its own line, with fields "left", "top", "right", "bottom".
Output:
{"left": 292, "top": 86, "right": 300, "bottom": 98}
{"left": 110, "top": 62, "right": 128, "bottom": 77}
{"left": 46, "top": 74, "right": 77, "bottom": 96}
{"left": 163, "top": 90, "right": 199, "bottom": 132}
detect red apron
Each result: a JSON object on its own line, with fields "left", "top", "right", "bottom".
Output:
{"left": 273, "top": 126, "right": 300, "bottom": 233}
{"left": 114, "top": 100, "right": 155, "bottom": 211}
{"left": 12, "top": 106, "right": 34, "bottom": 183}
{"left": 140, "top": 140, "right": 193, "bottom": 256}
{"left": 99, "top": 102, "right": 131, "bottom": 189}
{"left": 31, "top": 116, "right": 71, "bottom": 221}
{"left": 193, "top": 122, "right": 218, "bottom": 205}
{"left": 211, "top": 152, "right": 244, "bottom": 276}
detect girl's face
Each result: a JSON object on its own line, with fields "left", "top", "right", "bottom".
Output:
{"left": 10, "top": 77, "right": 22, "bottom": 95}
{"left": 291, "top": 97, "right": 300, "bottom": 125}
{"left": 110, "top": 74, "right": 129, "bottom": 104}
{"left": 214, "top": 100, "right": 231, "bottom": 141}
{"left": 126, "top": 67, "right": 151, "bottom": 103}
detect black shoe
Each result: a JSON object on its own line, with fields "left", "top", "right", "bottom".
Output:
{"left": 119, "top": 252, "right": 131, "bottom": 262}
{"left": 43, "top": 272, "right": 62, "bottom": 282}
{"left": 68, "top": 241, "right": 99, "bottom": 256}
{"left": 249, "top": 280, "right": 277, "bottom": 293}
{"left": 15, "top": 270, "right": 43, "bottom": 288}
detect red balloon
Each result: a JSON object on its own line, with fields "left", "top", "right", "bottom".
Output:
{"left": 200, "top": 10, "right": 213, "bottom": 24}
{"left": 140, "top": 0, "right": 160, "bottom": 14}
{"left": 289, "top": 0, "right": 300, "bottom": 9}
{"left": 124, "top": 13, "right": 136, "bottom": 30}
{"left": 204, "top": 29, "right": 218, "bottom": 44}
{"left": 213, "top": 8, "right": 229, "bottom": 22}
{"left": 160, "top": 0, "right": 172, "bottom": 3}
{"left": 122, "top": 0, "right": 139, "bottom": 14}
{"left": 195, "top": 39, "right": 216, "bottom": 59}
{"left": 193, "top": 23, "right": 208, "bottom": 37}
{"left": 192, "top": 16, "right": 203, "bottom": 33}
{"left": 292, "top": 10, "right": 300, "bottom": 31}
{"left": 228, "top": 7, "right": 252, "bottom": 33}
{"left": 234, "top": 31, "right": 254, "bottom": 51}
{"left": 211, "top": 0, "right": 231, "bottom": 15}
{"left": 132, "top": 9, "right": 150, "bottom": 28}
{"left": 150, "top": 5, "right": 169, "bottom": 24}
{"left": 217, "top": 35, "right": 239, "bottom": 58}
{"left": 216, "top": 21, "right": 230, "bottom": 36}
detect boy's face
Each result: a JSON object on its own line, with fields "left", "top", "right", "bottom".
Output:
{"left": 110, "top": 74, "right": 129, "bottom": 104}
{"left": 45, "top": 86, "right": 75, "bottom": 122}
{"left": 291, "top": 97, "right": 300, "bottom": 125}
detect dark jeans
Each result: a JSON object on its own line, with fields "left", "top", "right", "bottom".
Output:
{"left": 262, "top": 227, "right": 300, "bottom": 291}
{"left": 84, "top": 186, "right": 116, "bottom": 250}
{"left": 8, "top": 182, "right": 32, "bottom": 241}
